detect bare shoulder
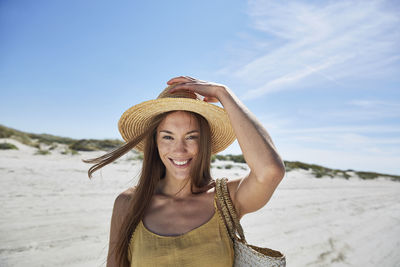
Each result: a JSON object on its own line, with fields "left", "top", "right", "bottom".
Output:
{"left": 113, "top": 187, "right": 136, "bottom": 211}
{"left": 107, "top": 187, "right": 137, "bottom": 266}
{"left": 119, "top": 186, "right": 136, "bottom": 199}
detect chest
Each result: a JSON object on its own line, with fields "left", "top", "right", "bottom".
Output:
{"left": 142, "top": 194, "right": 216, "bottom": 236}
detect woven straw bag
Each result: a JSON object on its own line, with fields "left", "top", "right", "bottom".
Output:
{"left": 215, "top": 178, "right": 286, "bottom": 267}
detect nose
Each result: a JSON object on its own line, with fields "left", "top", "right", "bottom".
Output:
{"left": 173, "top": 139, "right": 188, "bottom": 153}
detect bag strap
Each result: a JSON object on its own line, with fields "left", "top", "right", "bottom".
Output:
{"left": 215, "top": 178, "right": 235, "bottom": 239}
{"left": 215, "top": 178, "right": 246, "bottom": 242}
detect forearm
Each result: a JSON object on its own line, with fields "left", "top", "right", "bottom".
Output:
{"left": 217, "top": 86, "right": 285, "bottom": 181}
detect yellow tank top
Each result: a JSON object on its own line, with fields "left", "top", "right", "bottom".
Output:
{"left": 128, "top": 195, "right": 234, "bottom": 267}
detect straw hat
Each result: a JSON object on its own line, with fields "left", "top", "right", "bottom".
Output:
{"left": 118, "top": 84, "right": 236, "bottom": 154}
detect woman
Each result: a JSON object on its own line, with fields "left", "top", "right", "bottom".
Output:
{"left": 84, "top": 76, "right": 285, "bottom": 267}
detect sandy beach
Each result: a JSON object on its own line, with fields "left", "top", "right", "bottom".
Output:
{"left": 1, "top": 138, "right": 399, "bottom": 267}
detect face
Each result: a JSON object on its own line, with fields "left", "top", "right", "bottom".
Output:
{"left": 156, "top": 111, "right": 200, "bottom": 181}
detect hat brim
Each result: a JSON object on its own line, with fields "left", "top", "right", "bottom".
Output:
{"left": 118, "top": 98, "right": 236, "bottom": 154}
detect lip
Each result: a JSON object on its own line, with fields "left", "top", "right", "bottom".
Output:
{"left": 169, "top": 158, "right": 192, "bottom": 168}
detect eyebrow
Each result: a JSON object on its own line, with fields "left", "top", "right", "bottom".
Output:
{"left": 159, "top": 130, "right": 199, "bottom": 134}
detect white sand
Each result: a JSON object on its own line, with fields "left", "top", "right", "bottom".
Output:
{"left": 1, "top": 138, "right": 399, "bottom": 267}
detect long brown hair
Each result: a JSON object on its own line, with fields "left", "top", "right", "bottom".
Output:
{"left": 83, "top": 111, "right": 212, "bottom": 267}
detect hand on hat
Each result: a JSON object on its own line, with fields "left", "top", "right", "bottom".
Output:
{"left": 167, "top": 76, "right": 226, "bottom": 103}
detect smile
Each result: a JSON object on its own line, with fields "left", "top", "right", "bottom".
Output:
{"left": 169, "top": 158, "right": 192, "bottom": 167}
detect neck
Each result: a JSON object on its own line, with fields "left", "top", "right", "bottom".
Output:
{"left": 157, "top": 176, "right": 193, "bottom": 199}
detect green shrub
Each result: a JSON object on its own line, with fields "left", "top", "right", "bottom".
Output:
{"left": 126, "top": 153, "right": 144, "bottom": 161}
{"left": 10, "top": 134, "right": 33, "bottom": 146}
{"left": 69, "top": 140, "right": 97, "bottom": 151}
{"left": 284, "top": 161, "right": 338, "bottom": 178}
{"left": 310, "top": 165, "right": 334, "bottom": 178}
{"left": 356, "top": 172, "right": 379, "bottom": 180}
{"left": 224, "top": 164, "right": 233, "bottom": 169}
{"left": 211, "top": 155, "right": 216, "bottom": 163}
{"left": 35, "top": 149, "right": 51, "bottom": 155}
{"left": 61, "top": 148, "right": 79, "bottom": 155}
{"left": 0, "top": 125, "right": 32, "bottom": 145}
{"left": 69, "top": 139, "right": 123, "bottom": 151}
{"left": 33, "top": 143, "right": 41, "bottom": 149}
{"left": 0, "top": 142, "right": 18, "bottom": 150}
{"left": 284, "top": 160, "right": 400, "bottom": 181}
{"left": 334, "top": 170, "right": 350, "bottom": 179}
{"left": 71, "top": 149, "right": 79, "bottom": 155}
{"left": 0, "top": 125, "right": 71, "bottom": 146}
{"left": 49, "top": 144, "right": 58, "bottom": 150}
{"left": 230, "top": 154, "right": 246, "bottom": 163}
{"left": 29, "top": 133, "right": 75, "bottom": 145}
{"left": 390, "top": 176, "right": 400, "bottom": 182}
{"left": 284, "top": 161, "right": 312, "bottom": 171}
{"left": 1, "top": 124, "right": 127, "bottom": 151}
{"left": 135, "top": 154, "right": 144, "bottom": 160}
{"left": 213, "top": 154, "right": 246, "bottom": 163}
{"left": 355, "top": 171, "right": 400, "bottom": 181}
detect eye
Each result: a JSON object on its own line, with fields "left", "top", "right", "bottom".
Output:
{"left": 162, "top": 136, "right": 173, "bottom": 140}
{"left": 186, "top": 135, "right": 199, "bottom": 140}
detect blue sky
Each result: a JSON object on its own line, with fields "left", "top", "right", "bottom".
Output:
{"left": 1, "top": 0, "right": 399, "bottom": 175}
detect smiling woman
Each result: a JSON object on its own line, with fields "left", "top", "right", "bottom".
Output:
{"left": 157, "top": 112, "right": 201, "bottom": 181}
{"left": 83, "top": 76, "right": 286, "bottom": 267}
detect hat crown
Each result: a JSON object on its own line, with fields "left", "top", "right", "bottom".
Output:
{"left": 157, "top": 85, "right": 199, "bottom": 100}
{"left": 119, "top": 84, "right": 236, "bottom": 154}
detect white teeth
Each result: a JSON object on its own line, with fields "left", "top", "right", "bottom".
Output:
{"left": 172, "top": 159, "right": 189, "bottom": 165}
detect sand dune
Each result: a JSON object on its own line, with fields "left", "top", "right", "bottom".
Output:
{"left": 1, "top": 139, "right": 399, "bottom": 266}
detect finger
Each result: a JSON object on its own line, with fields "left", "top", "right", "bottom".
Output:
{"left": 168, "top": 82, "right": 196, "bottom": 93}
{"left": 184, "top": 76, "right": 197, "bottom": 81}
{"left": 167, "top": 76, "right": 192, "bottom": 85}
{"left": 203, "top": 96, "right": 219, "bottom": 103}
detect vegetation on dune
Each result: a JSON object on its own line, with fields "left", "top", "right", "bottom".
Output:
{"left": 284, "top": 160, "right": 400, "bottom": 181}
{"left": 0, "top": 142, "right": 18, "bottom": 150}
{"left": 357, "top": 171, "right": 390, "bottom": 180}
{"left": 49, "top": 144, "right": 58, "bottom": 150}
{"left": 61, "top": 148, "right": 79, "bottom": 155}
{"left": 285, "top": 161, "right": 352, "bottom": 179}
{"left": 211, "top": 154, "right": 246, "bottom": 163}
{"left": 0, "top": 125, "right": 34, "bottom": 146}
{"left": 0, "top": 124, "right": 123, "bottom": 151}
{"left": 0, "top": 124, "right": 75, "bottom": 147}
{"left": 68, "top": 139, "right": 123, "bottom": 151}
{"left": 34, "top": 149, "right": 51, "bottom": 155}
{"left": 29, "top": 133, "right": 76, "bottom": 146}
{"left": 1, "top": 124, "right": 399, "bottom": 181}
{"left": 224, "top": 164, "right": 233, "bottom": 169}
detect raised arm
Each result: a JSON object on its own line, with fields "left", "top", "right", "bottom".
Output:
{"left": 168, "top": 76, "right": 285, "bottom": 218}
{"left": 215, "top": 84, "right": 285, "bottom": 217}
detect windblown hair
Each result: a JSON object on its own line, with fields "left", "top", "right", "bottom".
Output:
{"left": 83, "top": 111, "right": 212, "bottom": 267}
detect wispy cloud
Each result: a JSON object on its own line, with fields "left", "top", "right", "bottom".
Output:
{"left": 226, "top": 0, "right": 400, "bottom": 99}
{"left": 347, "top": 99, "right": 400, "bottom": 109}
{"left": 324, "top": 99, "right": 400, "bottom": 120}
{"left": 219, "top": 0, "right": 400, "bottom": 174}
{"left": 276, "top": 125, "right": 400, "bottom": 135}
